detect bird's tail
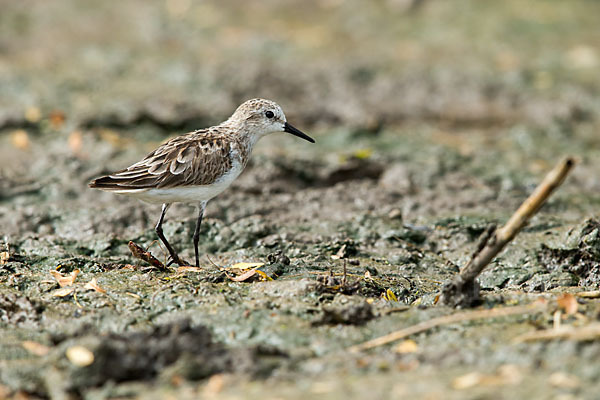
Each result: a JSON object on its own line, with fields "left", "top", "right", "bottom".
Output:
{"left": 88, "top": 176, "right": 121, "bottom": 190}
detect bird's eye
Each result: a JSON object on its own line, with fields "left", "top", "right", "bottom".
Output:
{"left": 265, "top": 111, "right": 275, "bottom": 119}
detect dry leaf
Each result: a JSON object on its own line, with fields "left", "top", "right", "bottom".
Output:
{"left": 50, "top": 110, "right": 66, "bottom": 129}
{"left": 66, "top": 346, "right": 94, "bottom": 367}
{"left": 393, "top": 340, "right": 418, "bottom": 354}
{"left": 453, "top": 365, "right": 522, "bottom": 389}
{"left": 226, "top": 263, "right": 272, "bottom": 282}
{"left": 11, "top": 130, "right": 30, "bottom": 150}
{"left": 170, "top": 374, "right": 184, "bottom": 386}
{"left": 50, "top": 269, "right": 80, "bottom": 287}
{"left": 353, "top": 148, "right": 372, "bottom": 159}
{"left": 0, "top": 251, "right": 9, "bottom": 265}
{"left": 548, "top": 372, "right": 580, "bottom": 389}
{"left": 576, "top": 290, "right": 600, "bottom": 298}
{"left": 176, "top": 266, "right": 203, "bottom": 273}
{"left": 84, "top": 278, "right": 106, "bottom": 294}
{"left": 553, "top": 310, "right": 562, "bottom": 330}
{"left": 383, "top": 289, "right": 398, "bottom": 302}
{"left": 99, "top": 128, "right": 131, "bottom": 149}
{"left": 331, "top": 244, "right": 347, "bottom": 260}
{"left": 452, "top": 372, "right": 483, "bottom": 389}
{"left": 24, "top": 106, "right": 41, "bottom": 123}
{"left": 557, "top": 293, "right": 578, "bottom": 315}
{"left": 0, "top": 384, "right": 10, "bottom": 399}
{"left": 52, "top": 287, "right": 75, "bottom": 297}
{"left": 202, "top": 373, "right": 225, "bottom": 396}
{"left": 229, "top": 269, "right": 258, "bottom": 282}
{"left": 128, "top": 241, "right": 167, "bottom": 270}
{"left": 68, "top": 130, "right": 83, "bottom": 154}
{"left": 228, "top": 262, "right": 264, "bottom": 270}
{"left": 565, "top": 45, "right": 598, "bottom": 69}
{"left": 254, "top": 269, "right": 273, "bottom": 281}
{"left": 22, "top": 341, "right": 50, "bottom": 356}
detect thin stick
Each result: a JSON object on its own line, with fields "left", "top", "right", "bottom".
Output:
{"left": 440, "top": 157, "right": 575, "bottom": 307}
{"left": 576, "top": 290, "right": 600, "bottom": 298}
{"left": 465, "top": 157, "right": 574, "bottom": 282}
{"left": 349, "top": 300, "right": 547, "bottom": 352}
{"left": 513, "top": 323, "right": 600, "bottom": 343}
{"left": 128, "top": 241, "right": 169, "bottom": 271}
{"left": 205, "top": 254, "right": 221, "bottom": 269}
{"left": 342, "top": 258, "right": 347, "bottom": 288}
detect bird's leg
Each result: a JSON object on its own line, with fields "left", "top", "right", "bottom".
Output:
{"left": 193, "top": 201, "right": 207, "bottom": 268}
{"left": 155, "top": 203, "right": 187, "bottom": 266}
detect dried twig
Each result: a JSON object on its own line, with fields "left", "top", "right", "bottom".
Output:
{"left": 205, "top": 254, "right": 221, "bottom": 269}
{"left": 128, "top": 241, "right": 169, "bottom": 271}
{"left": 349, "top": 300, "right": 547, "bottom": 352}
{"left": 513, "top": 323, "right": 600, "bottom": 343}
{"left": 440, "top": 157, "right": 575, "bottom": 307}
{"left": 576, "top": 290, "right": 600, "bottom": 298}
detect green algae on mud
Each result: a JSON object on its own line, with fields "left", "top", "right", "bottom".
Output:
{"left": 2, "top": 0, "right": 600, "bottom": 398}
{"left": 2, "top": 121, "right": 600, "bottom": 398}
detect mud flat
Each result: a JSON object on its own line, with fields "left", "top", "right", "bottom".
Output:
{"left": 2, "top": 1, "right": 600, "bottom": 399}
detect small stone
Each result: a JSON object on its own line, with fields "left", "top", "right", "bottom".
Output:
{"left": 388, "top": 208, "right": 403, "bottom": 220}
{"left": 66, "top": 346, "right": 95, "bottom": 367}
{"left": 379, "top": 163, "right": 413, "bottom": 194}
{"left": 315, "top": 297, "right": 374, "bottom": 325}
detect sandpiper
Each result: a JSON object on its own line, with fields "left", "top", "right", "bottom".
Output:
{"left": 89, "top": 98, "right": 314, "bottom": 267}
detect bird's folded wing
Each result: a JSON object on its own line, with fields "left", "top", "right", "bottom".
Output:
{"left": 90, "top": 134, "right": 234, "bottom": 190}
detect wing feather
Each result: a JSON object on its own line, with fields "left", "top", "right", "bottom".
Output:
{"left": 89, "top": 130, "right": 235, "bottom": 191}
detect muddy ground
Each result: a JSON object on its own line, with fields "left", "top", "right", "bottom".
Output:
{"left": 1, "top": 1, "right": 600, "bottom": 399}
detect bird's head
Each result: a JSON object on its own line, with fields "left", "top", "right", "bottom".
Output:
{"left": 227, "top": 98, "right": 315, "bottom": 144}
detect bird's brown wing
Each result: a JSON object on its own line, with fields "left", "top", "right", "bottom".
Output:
{"left": 89, "top": 132, "right": 233, "bottom": 190}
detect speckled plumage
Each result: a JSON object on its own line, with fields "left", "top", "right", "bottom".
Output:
{"left": 89, "top": 98, "right": 314, "bottom": 267}
{"left": 91, "top": 129, "right": 246, "bottom": 190}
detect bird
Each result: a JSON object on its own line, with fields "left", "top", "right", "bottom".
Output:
{"left": 89, "top": 98, "right": 315, "bottom": 268}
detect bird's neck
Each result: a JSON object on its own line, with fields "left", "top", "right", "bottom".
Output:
{"left": 215, "top": 121, "right": 259, "bottom": 170}
{"left": 220, "top": 119, "right": 262, "bottom": 150}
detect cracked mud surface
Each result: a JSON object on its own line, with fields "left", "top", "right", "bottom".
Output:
{"left": 2, "top": 1, "right": 600, "bottom": 399}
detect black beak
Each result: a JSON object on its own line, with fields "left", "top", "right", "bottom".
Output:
{"left": 284, "top": 122, "right": 315, "bottom": 143}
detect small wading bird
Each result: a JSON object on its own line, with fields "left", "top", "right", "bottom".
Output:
{"left": 89, "top": 99, "right": 314, "bottom": 267}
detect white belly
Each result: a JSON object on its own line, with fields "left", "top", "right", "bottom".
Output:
{"left": 113, "top": 162, "right": 243, "bottom": 204}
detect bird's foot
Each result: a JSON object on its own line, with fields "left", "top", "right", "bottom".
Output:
{"left": 166, "top": 254, "right": 192, "bottom": 267}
